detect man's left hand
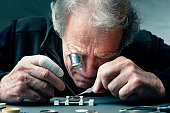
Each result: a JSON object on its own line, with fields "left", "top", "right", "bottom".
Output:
{"left": 93, "top": 56, "right": 165, "bottom": 100}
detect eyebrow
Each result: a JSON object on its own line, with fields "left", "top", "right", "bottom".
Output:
{"left": 68, "top": 44, "right": 86, "bottom": 54}
{"left": 68, "top": 44, "right": 119, "bottom": 59}
{"left": 96, "top": 51, "right": 119, "bottom": 59}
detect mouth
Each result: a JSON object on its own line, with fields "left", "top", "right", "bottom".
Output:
{"left": 75, "top": 71, "right": 95, "bottom": 80}
{"left": 72, "top": 71, "right": 96, "bottom": 88}
{"left": 77, "top": 73, "right": 96, "bottom": 82}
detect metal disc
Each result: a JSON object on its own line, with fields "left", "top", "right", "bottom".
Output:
{"left": 40, "top": 109, "right": 58, "bottom": 113}
{"left": 75, "top": 109, "right": 88, "bottom": 112}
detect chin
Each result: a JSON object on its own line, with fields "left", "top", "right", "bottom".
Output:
{"left": 75, "top": 81, "right": 93, "bottom": 89}
{"left": 70, "top": 70, "right": 95, "bottom": 89}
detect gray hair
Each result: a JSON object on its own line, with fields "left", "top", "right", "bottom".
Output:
{"left": 51, "top": 0, "right": 140, "bottom": 51}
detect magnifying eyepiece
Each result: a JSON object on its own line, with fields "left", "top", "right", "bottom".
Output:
{"left": 69, "top": 53, "right": 83, "bottom": 68}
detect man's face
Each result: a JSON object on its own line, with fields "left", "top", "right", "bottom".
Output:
{"left": 62, "top": 13, "right": 123, "bottom": 89}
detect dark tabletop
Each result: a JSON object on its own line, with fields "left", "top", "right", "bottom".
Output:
{"left": 2, "top": 96, "right": 170, "bottom": 113}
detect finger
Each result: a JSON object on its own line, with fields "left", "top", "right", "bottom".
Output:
{"left": 27, "top": 65, "right": 65, "bottom": 91}
{"left": 22, "top": 88, "right": 49, "bottom": 102}
{"left": 28, "top": 55, "right": 64, "bottom": 77}
{"left": 24, "top": 74, "right": 54, "bottom": 98}
{"left": 118, "top": 81, "right": 136, "bottom": 100}
{"left": 38, "top": 55, "right": 64, "bottom": 77}
{"left": 93, "top": 73, "right": 103, "bottom": 93}
{"left": 93, "top": 56, "right": 127, "bottom": 93}
{"left": 28, "top": 55, "right": 65, "bottom": 91}
{"left": 107, "top": 71, "right": 128, "bottom": 97}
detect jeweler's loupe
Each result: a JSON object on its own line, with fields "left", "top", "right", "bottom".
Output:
{"left": 69, "top": 53, "right": 83, "bottom": 68}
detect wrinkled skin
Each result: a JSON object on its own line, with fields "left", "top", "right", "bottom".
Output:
{"left": 0, "top": 55, "right": 65, "bottom": 103}
{"left": 62, "top": 10, "right": 165, "bottom": 100}
{"left": 93, "top": 56, "right": 165, "bottom": 100}
{"left": 0, "top": 8, "right": 166, "bottom": 103}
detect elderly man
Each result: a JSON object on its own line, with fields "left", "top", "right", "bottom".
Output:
{"left": 0, "top": 0, "right": 169, "bottom": 103}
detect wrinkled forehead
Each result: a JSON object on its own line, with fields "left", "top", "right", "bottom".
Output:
{"left": 62, "top": 7, "right": 123, "bottom": 56}
{"left": 63, "top": 24, "right": 123, "bottom": 57}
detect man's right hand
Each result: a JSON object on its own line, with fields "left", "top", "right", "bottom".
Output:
{"left": 0, "top": 55, "right": 65, "bottom": 103}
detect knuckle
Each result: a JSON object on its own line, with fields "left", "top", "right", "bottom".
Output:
{"left": 121, "top": 59, "right": 137, "bottom": 73}
{"left": 119, "top": 89, "right": 131, "bottom": 100}
{"left": 21, "top": 56, "right": 29, "bottom": 61}
{"left": 108, "top": 84, "right": 118, "bottom": 97}
{"left": 132, "top": 75, "right": 142, "bottom": 88}
{"left": 119, "top": 92, "right": 127, "bottom": 100}
{"left": 41, "top": 69, "right": 50, "bottom": 79}
{"left": 41, "top": 82, "right": 49, "bottom": 89}
{"left": 16, "top": 75, "right": 26, "bottom": 82}
{"left": 18, "top": 56, "right": 28, "bottom": 64}
{"left": 127, "top": 66, "right": 136, "bottom": 75}
{"left": 16, "top": 74, "right": 29, "bottom": 84}
{"left": 18, "top": 56, "right": 32, "bottom": 66}
{"left": 16, "top": 97, "right": 23, "bottom": 102}
{"left": 15, "top": 65, "right": 26, "bottom": 71}
{"left": 15, "top": 83, "right": 26, "bottom": 94}
{"left": 108, "top": 84, "right": 114, "bottom": 92}
{"left": 121, "top": 59, "right": 134, "bottom": 68}
{"left": 118, "top": 56, "right": 126, "bottom": 60}
{"left": 125, "top": 59, "right": 134, "bottom": 65}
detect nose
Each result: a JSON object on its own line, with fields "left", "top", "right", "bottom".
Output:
{"left": 80, "top": 55, "right": 97, "bottom": 78}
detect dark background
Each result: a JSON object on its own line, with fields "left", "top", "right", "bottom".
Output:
{"left": 0, "top": 0, "right": 169, "bottom": 44}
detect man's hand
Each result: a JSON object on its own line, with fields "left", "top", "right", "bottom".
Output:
{"left": 0, "top": 55, "right": 65, "bottom": 103}
{"left": 93, "top": 56, "right": 166, "bottom": 100}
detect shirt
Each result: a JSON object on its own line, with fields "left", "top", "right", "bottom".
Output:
{"left": 0, "top": 17, "right": 169, "bottom": 98}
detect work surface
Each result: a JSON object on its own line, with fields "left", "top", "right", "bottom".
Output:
{"left": 3, "top": 96, "right": 170, "bottom": 113}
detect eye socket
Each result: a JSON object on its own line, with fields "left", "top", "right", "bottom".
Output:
{"left": 68, "top": 53, "right": 83, "bottom": 68}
